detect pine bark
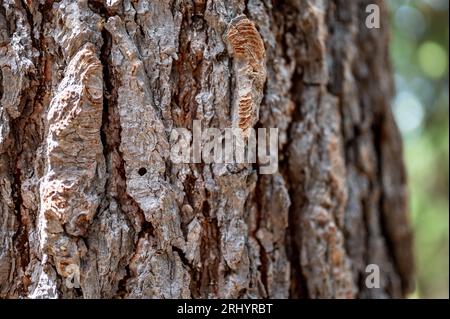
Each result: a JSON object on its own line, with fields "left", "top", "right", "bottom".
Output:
{"left": 0, "top": 0, "right": 414, "bottom": 299}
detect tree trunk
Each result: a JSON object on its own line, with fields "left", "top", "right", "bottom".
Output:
{"left": 0, "top": 0, "right": 414, "bottom": 299}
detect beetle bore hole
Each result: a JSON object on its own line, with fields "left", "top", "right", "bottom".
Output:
{"left": 138, "top": 167, "right": 147, "bottom": 176}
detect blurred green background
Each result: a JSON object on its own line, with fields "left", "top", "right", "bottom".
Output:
{"left": 388, "top": 0, "right": 449, "bottom": 298}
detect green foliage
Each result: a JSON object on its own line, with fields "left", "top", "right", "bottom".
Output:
{"left": 389, "top": 0, "right": 449, "bottom": 298}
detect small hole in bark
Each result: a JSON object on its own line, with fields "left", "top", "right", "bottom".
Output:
{"left": 138, "top": 167, "right": 147, "bottom": 176}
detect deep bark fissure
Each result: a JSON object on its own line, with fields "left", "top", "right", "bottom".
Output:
{"left": 284, "top": 70, "right": 308, "bottom": 299}
{"left": 0, "top": 68, "right": 3, "bottom": 102}
{"left": 7, "top": 0, "right": 57, "bottom": 297}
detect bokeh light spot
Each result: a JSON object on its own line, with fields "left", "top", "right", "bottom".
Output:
{"left": 393, "top": 91, "right": 425, "bottom": 135}
{"left": 418, "top": 42, "right": 448, "bottom": 79}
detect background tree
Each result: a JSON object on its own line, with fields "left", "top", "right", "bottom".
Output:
{"left": 0, "top": 0, "right": 414, "bottom": 298}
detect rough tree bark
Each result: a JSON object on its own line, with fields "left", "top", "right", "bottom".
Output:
{"left": 0, "top": 0, "right": 414, "bottom": 299}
